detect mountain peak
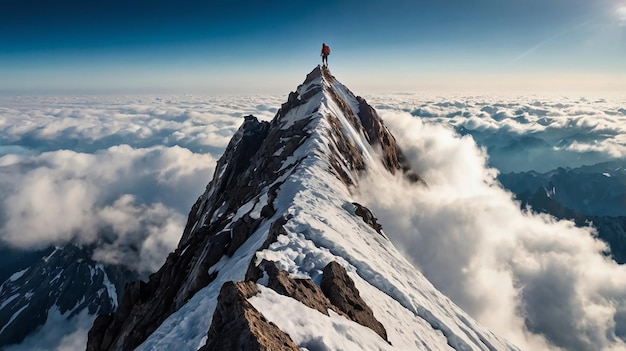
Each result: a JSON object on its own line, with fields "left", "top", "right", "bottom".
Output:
{"left": 87, "top": 67, "right": 515, "bottom": 351}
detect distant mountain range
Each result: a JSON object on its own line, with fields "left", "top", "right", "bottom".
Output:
{"left": 499, "top": 161, "right": 626, "bottom": 263}
{"left": 0, "top": 244, "right": 137, "bottom": 348}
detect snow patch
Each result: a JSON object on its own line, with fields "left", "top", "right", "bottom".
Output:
{"left": 8, "top": 268, "right": 28, "bottom": 282}
{"left": 99, "top": 263, "right": 118, "bottom": 307}
{"left": 250, "top": 191, "right": 269, "bottom": 220}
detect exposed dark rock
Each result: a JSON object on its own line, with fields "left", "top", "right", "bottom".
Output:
{"left": 277, "top": 70, "right": 319, "bottom": 119}
{"left": 251, "top": 260, "right": 389, "bottom": 342}
{"left": 178, "top": 115, "right": 271, "bottom": 248}
{"left": 355, "top": 96, "right": 423, "bottom": 183}
{"left": 86, "top": 230, "right": 219, "bottom": 350}
{"left": 303, "top": 65, "right": 322, "bottom": 85}
{"left": 245, "top": 219, "right": 289, "bottom": 282}
{"left": 199, "top": 281, "right": 299, "bottom": 351}
{"left": 321, "top": 261, "right": 388, "bottom": 341}
{"left": 301, "top": 85, "right": 322, "bottom": 101}
{"left": 260, "top": 203, "right": 275, "bottom": 218}
{"left": 227, "top": 214, "right": 263, "bottom": 257}
{"left": 261, "top": 260, "right": 341, "bottom": 316}
{"left": 87, "top": 314, "right": 114, "bottom": 351}
{"left": 180, "top": 195, "right": 204, "bottom": 250}
{"left": 326, "top": 112, "right": 366, "bottom": 186}
{"left": 352, "top": 202, "right": 383, "bottom": 234}
{"left": 206, "top": 231, "right": 231, "bottom": 267}
{"left": 321, "top": 67, "right": 423, "bottom": 185}
{"left": 323, "top": 71, "right": 368, "bottom": 139}
{"left": 90, "top": 280, "right": 150, "bottom": 351}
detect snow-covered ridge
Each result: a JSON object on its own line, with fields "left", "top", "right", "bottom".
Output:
{"left": 87, "top": 66, "right": 517, "bottom": 351}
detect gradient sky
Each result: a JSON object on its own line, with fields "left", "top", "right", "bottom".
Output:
{"left": 1, "top": 0, "right": 625, "bottom": 95}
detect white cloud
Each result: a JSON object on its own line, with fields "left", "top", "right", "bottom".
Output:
{"left": 91, "top": 195, "right": 185, "bottom": 272}
{"left": 2, "top": 93, "right": 626, "bottom": 350}
{"left": 0, "top": 95, "right": 282, "bottom": 155}
{"left": 366, "top": 94, "right": 626, "bottom": 172}
{"left": 0, "top": 145, "right": 214, "bottom": 273}
{"left": 356, "top": 110, "right": 626, "bottom": 351}
{"left": 0, "top": 94, "right": 283, "bottom": 272}
{"left": 5, "top": 307, "right": 92, "bottom": 351}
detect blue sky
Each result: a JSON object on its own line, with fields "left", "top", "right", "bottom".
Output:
{"left": 1, "top": 0, "right": 625, "bottom": 95}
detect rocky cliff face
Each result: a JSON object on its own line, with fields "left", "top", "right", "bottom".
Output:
{"left": 88, "top": 66, "right": 518, "bottom": 351}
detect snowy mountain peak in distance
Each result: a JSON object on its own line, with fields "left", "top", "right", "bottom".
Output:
{"left": 87, "top": 66, "right": 518, "bottom": 351}
{"left": 0, "top": 244, "right": 135, "bottom": 348}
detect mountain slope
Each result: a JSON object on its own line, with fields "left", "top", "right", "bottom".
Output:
{"left": 88, "top": 66, "right": 518, "bottom": 351}
{"left": 499, "top": 162, "right": 626, "bottom": 217}
{"left": 0, "top": 244, "right": 134, "bottom": 348}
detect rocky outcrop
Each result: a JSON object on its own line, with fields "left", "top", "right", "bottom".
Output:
{"left": 352, "top": 202, "right": 383, "bottom": 234}
{"left": 261, "top": 260, "right": 340, "bottom": 316}
{"left": 321, "top": 67, "right": 423, "bottom": 184}
{"left": 87, "top": 314, "right": 114, "bottom": 351}
{"left": 355, "top": 96, "right": 421, "bottom": 183}
{"left": 199, "top": 281, "right": 299, "bottom": 351}
{"left": 321, "top": 261, "right": 388, "bottom": 341}
{"left": 245, "top": 219, "right": 290, "bottom": 282}
{"left": 178, "top": 115, "right": 271, "bottom": 247}
{"left": 248, "top": 259, "right": 388, "bottom": 343}
{"left": 326, "top": 112, "right": 366, "bottom": 186}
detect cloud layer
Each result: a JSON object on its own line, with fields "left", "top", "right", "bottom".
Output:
{"left": 357, "top": 110, "right": 626, "bottom": 351}
{"left": 0, "top": 95, "right": 281, "bottom": 155}
{"left": 0, "top": 95, "right": 282, "bottom": 272}
{"left": 366, "top": 94, "right": 626, "bottom": 172}
{"left": 3, "top": 93, "right": 622, "bottom": 272}
{"left": 1, "top": 93, "right": 625, "bottom": 350}
{"left": 0, "top": 145, "right": 213, "bottom": 272}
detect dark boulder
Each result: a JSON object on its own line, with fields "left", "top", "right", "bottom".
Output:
{"left": 200, "top": 281, "right": 299, "bottom": 351}
{"left": 262, "top": 260, "right": 340, "bottom": 316}
{"left": 352, "top": 202, "right": 383, "bottom": 234}
{"left": 321, "top": 261, "right": 388, "bottom": 341}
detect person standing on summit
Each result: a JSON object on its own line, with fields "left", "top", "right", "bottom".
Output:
{"left": 321, "top": 43, "right": 330, "bottom": 67}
